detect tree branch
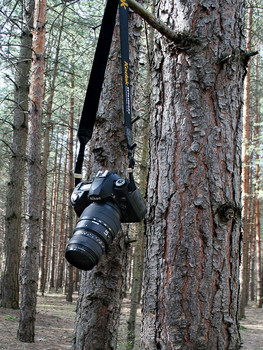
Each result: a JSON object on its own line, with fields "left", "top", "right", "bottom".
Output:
{"left": 129, "top": 0, "right": 200, "bottom": 47}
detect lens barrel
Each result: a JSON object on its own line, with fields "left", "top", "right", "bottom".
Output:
{"left": 65, "top": 202, "right": 121, "bottom": 270}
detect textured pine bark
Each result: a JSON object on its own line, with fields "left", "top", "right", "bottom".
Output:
{"left": 142, "top": 0, "right": 246, "bottom": 349}
{"left": 18, "top": 0, "right": 47, "bottom": 342}
{"left": 1, "top": 0, "right": 34, "bottom": 309}
{"left": 72, "top": 9, "right": 142, "bottom": 350}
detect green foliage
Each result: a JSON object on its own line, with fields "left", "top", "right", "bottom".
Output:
{"left": 0, "top": 0, "right": 106, "bottom": 225}
{"left": 117, "top": 326, "right": 141, "bottom": 349}
{"left": 5, "top": 315, "right": 17, "bottom": 321}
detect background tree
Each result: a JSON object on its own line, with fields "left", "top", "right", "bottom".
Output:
{"left": 65, "top": 69, "right": 75, "bottom": 302}
{"left": 18, "top": 0, "right": 47, "bottom": 341}
{"left": 39, "top": 3, "right": 66, "bottom": 294}
{"left": 240, "top": 3, "right": 254, "bottom": 319}
{"left": 126, "top": 12, "right": 153, "bottom": 347}
{"left": 142, "top": 0, "right": 246, "bottom": 348}
{"left": 239, "top": 0, "right": 263, "bottom": 312}
{"left": 36, "top": 0, "right": 105, "bottom": 297}
{"left": 253, "top": 55, "right": 262, "bottom": 307}
{"left": 1, "top": 0, "right": 34, "bottom": 309}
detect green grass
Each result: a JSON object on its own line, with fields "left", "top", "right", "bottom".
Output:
{"left": 5, "top": 315, "right": 17, "bottom": 321}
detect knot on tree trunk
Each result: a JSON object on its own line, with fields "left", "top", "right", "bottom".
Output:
{"left": 217, "top": 202, "right": 241, "bottom": 223}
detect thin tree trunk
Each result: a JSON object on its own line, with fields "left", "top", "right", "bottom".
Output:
{"left": 127, "top": 24, "right": 150, "bottom": 346}
{"left": 49, "top": 137, "right": 64, "bottom": 290}
{"left": 255, "top": 199, "right": 262, "bottom": 307}
{"left": 18, "top": 0, "right": 47, "bottom": 342}
{"left": 39, "top": 92, "right": 52, "bottom": 295}
{"left": 56, "top": 144, "right": 69, "bottom": 291}
{"left": 39, "top": 182, "right": 49, "bottom": 294}
{"left": 127, "top": 244, "right": 134, "bottom": 293}
{"left": 127, "top": 223, "right": 145, "bottom": 350}
{"left": 41, "top": 151, "right": 58, "bottom": 294}
{"left": 1, "top": 0, "right": 34, "bottom": 309}
{"left": 240, "top": 5, "right": 253, "bottom": 319}
{"left": 74, "top": 268, "right": 80, "bottom": 292}
{"left": 141, "top": 0, "right": 245, "bottom": 348}
{"left": 254, "top": 55, "right": 262, "bottom": 308}
{"left": 39, "top": 6, "right": 65, "bottom": 294}
{"left": 46, "top": 138, "right": 59, "bottom": 290}
{"left": 65, "top": 70, "right": 75, "bottom": 303}
{"left": 249, "top": 214, "right": 256, "bottom": 301}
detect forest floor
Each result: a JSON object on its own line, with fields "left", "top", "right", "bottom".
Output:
{"left": 0, "top": 293, "right": 141, "bottom": 350}
{"left": 239, "top": 302, "right": 263, "bottom": 349}
{"left": 0, "top": 293, "right": 261, "bottom": 349}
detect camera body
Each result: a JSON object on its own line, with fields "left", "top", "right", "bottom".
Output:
{"left": 65, "top": 170, "right": 146, "bottom": 270}
{"left": 71, "top": 170, "right": 146, "bottom": 222}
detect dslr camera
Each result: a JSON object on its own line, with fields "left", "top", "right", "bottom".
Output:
{"left": 65, "top": 170, "right": 146, "bottom": 270}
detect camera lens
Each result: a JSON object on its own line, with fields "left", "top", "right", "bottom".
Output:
{"left": 65, "top": 202, "right": 121, "bottom": 270}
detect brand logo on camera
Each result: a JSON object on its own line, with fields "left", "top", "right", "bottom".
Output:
{"left": 89, "top": 195, "right": 101, "bottom": 201}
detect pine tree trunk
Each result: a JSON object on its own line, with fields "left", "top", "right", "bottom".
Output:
{"left": 39, "top": 86, "right": 52, "bottom": 295}
{"left": 141, "top": 0, "right": 245, "bottom": 348}
{"left": 127, "top": 223, "right": 144, "bottom": 349}
{"left": 254, "top": 55, "right": 262, "bottom": 308}
{"left": 65, "top": 71, "right": 75, "bottom": 303}
{"left": 18, "top": 0, "right": 47, "bottom": 342}
{"left": 48, "top": 140, "right": 59, "bottom": 290}
{"left": 240, "top": 5, "right": 253, "bottom": 319}
{"left": 40, "top": 159, "right": 58, "bottom": 294}
{"left": 39, "top": 9, "right": 65, "bottom": 294}
{"left": 256, "top": 199, "right": 262, "bottom": 307}
{"left": 49, "top": 138, "right": 64, "bottom": 290}
{"left": 249, "top": 221, "right": 256, "bottom": 301}
{"left": 1, "top": 0, "right": 34, "bottom": 309}
{"left": 72, "top": 7, "right": 142, "bottom": 349}
{"left": 127, "top": 38, "right": 150, "bottom": 347}
{"left": 56, "top": 145, "right": 69, "bottom": 291}
{"left": 39, "top": 172, "right": 49, "bottom": 294}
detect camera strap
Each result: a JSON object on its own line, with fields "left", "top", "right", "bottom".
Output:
{"left": 74, "top": 0, "right": 134, "bottom": 186}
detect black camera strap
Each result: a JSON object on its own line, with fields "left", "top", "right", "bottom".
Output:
{"left": 119, "top": 0, "right": 134, "bottom": 168}
{"left": 74, "top": 0, "right": 134, "bottom": 186}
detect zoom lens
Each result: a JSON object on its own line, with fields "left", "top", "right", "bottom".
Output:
{"left": 65, "top": 202, "right": 121, "bottom": 270}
